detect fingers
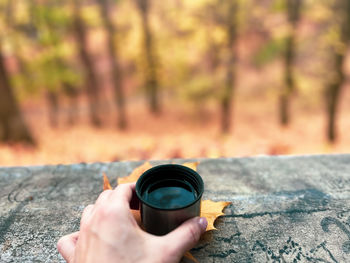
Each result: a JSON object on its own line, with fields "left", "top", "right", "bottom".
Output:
{"left": 58, "top": 184, "right": 140, "bottom": 262}
{"left": 92, "top": 184, "right": 137, "bottom": 211}
{"left": 109, "top": 183, "right": 136, "bottom": 205}
{"left": 95, "top": 190, "right": 113, "bottom": 207}
{"left": 80, "top": 184, "right": 138, "bottom": 232}
{"left": 162, "top": 217, "right": 207, "bottom": 260}
{"left": 57, "top": 231, "right": 79, "bottom": 263}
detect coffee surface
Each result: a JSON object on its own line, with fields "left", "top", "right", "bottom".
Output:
{"left": 145, "top": 186, "right": 196, "bottom": 209}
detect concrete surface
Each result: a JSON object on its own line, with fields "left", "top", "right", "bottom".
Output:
{"left": 1, "top": 155, "right": 350, "bottom": 262}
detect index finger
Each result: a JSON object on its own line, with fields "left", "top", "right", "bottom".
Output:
{"left": 109, "top": 183, "right": 137, "bottom": 207}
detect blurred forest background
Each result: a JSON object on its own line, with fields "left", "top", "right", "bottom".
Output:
{"left": 0, "top": 0, "right": 349, "bottom": 166}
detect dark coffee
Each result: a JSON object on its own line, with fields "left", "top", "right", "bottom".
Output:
{"left": 136, "top": 164, "right": 204, "bottom": 235}
{"left": 142, "top": 180, "right": 197, "bottom": 209}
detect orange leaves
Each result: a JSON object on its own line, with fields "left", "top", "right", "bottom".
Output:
{"left": 102, "top": 162, "right": 231, "bottom": 262}
{"left": 117, "top": 162, "right": 152, "bottom": 184}
{"left": 200, "top": 200, "right": 231, "bottom": 231}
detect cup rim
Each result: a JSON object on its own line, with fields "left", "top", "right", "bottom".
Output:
{"left": 136, "top": 164, "right": 204, "bottom": 211}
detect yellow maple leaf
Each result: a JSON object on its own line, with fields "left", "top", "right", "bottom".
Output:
{"left": 103, "top": 163, "right": 231, "bottom": 231}
{"left": 104, "top": 163, "right": 231, "bottom": 231}
{"left": 200, "top": 200, "right": 231, "bottom": 231}
{"left": 102, "top": 162, "right": 231, "bottom": 263}
{"left": 117, "top": 162, "right": 152, "bottom": 184}
{"left": 184, "top": 200, "right": 230, "bottom": 262}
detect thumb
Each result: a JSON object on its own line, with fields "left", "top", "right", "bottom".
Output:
{"left": 163, "top": 217, "right": 207, "bottom": 259}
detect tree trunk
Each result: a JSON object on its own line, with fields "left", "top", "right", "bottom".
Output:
{"left": 326, "top": 53, "right": 344, "bottom": 142}
{"left": 63, "top": 83, "right": 79, "bottom": 126}
{"left": 0, "top": 47, "right": 34, "bottom": 144}
{"left": 47, "top": 91, "right": 59, "bottom": 128}
{"left": 221, "top": 0, "right": 237, "bottom": 133}
{"left": 72, "top": 0, "right": 102, "bottom": 126}
{"left": 280, "top": 33, "right": 295, "bottom": 125}
{"left": 325, "top": 0, "right": 350, "bottom": 143}
{"left": 134, "top": 0, "right": 160, "bottom": 114}
{"left": 280, "top": 0, "right": 302, "bottom": 126}
{"left": 98, "top": 0, "right": 127, "bottom": 129}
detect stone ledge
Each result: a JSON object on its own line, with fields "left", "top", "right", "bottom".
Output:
{"left": 1, "top": 154, "right": 350, "bottom": 262}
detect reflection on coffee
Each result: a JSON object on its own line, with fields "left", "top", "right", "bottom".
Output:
{"left": 145, "top": 186, "right": 196, "bottom": 209}
{"left": 143, "top": 180, "right": 197, "bottom": 209}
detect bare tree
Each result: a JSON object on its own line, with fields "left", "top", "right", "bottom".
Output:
{"left": 63, "top": 83, "right": 80, "bottom": 125}
{"left": 325, "top": 0, "right": 350, "bottom": 142}
{"left": 280, "top": 0, "right": 302, "bottom": 126}
{"left": 72, "top": 0, "right": 102, "bottom": 126}
{"left": 98, "top": 0, "right": 127, "bottom": 129}
{"left": 221, "top": 0, "right": 238, "bottom": 133}
{"left": 134, "top": 0, "right": 160, "bottom": 114}
{"left": 46, "top": 90, "right": 59, "bottom": 128}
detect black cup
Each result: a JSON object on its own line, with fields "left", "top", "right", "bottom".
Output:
{"left": 136, "top": 164, "right": 204, "bottom": 236}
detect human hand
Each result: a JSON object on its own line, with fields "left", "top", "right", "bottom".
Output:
{"left": 57, "top": 183, "right": 207, "bottom": 263}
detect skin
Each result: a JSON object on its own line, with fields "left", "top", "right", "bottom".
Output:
{"left": 57, "top": 183, "right": 208, "bottom": 263}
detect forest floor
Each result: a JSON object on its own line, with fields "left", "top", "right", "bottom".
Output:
{"left": 0, "top": 82, "right": 349, "bottom": 167}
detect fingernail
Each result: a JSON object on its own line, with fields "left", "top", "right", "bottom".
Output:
{"left": 198, "top": 217, "right": 208, "bottom": 231}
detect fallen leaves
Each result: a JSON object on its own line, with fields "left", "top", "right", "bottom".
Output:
{"left": 102, "top": 162, "right": 231, "bottom": 262}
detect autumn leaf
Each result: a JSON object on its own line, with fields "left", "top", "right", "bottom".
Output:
{"left": 117, "top": 162, "right": 152, "bottom": 184}
{"left": 103, "top": 173, "right": 112, "bottom": 190}
{"left": 105, "top": 163, "right": 231, "bottom": 231}
{"left": 184, "top": 200, "right": 230, "bottom": 262}
{"left": 200, "top": 200, "right": 231, "bottom": 231}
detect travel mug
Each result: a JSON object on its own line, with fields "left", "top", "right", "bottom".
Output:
{"left": 136, "top": 164, "right": 204, "bottom": 235}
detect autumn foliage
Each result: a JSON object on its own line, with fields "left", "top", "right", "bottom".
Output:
{"left": 0, "top": 0, "right": 350, "bottom": 166}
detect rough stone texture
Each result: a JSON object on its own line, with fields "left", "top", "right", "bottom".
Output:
{"left": 1, "top": 155, "right": 350, "bottom": 262}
